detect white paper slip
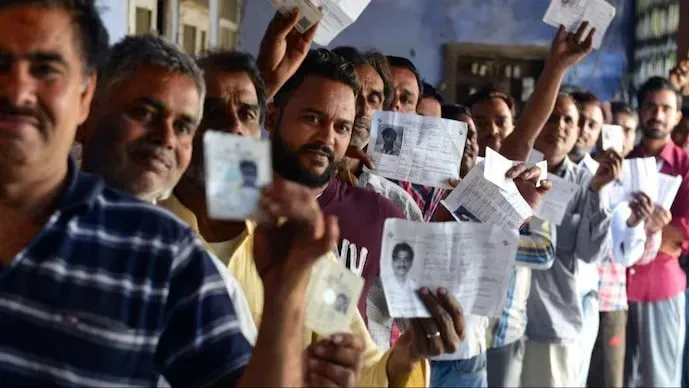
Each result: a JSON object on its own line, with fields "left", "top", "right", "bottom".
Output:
{"left": 484, "top": 148, "right": 548, "bottom": 190}
{"left": 269, "top": 0, "right": 324, "bottom": 34}
{"left": 309, "top": 0, "right": 372, "bottom": 46}
{"left": 305, "top": 257, "right": 364, "bottom": 336}
{"left": 380, "top": 219, "right": 519, "bottom": 318}
{"left": 621, "top": 157, "right": 659, "bottom": 202}
{"left": 365, "top": 111, "right": 467, "bottom": 189}
{"left": 204, "top": 131, "right": 272, "bottom": 221}
{"left": 543, "top": 0, "right": 616, "bottom": 49}
{"left": 657, "top": 173, "right": 682, "bottom": 211}
{"left": 443, "top": 164, "right": 533, "bottom": 230}
{"left": 601, "top": 125, "right": 625, "bottom": 153}
{"left": 528, "top": 149, "right": 545, "bottom": 164}
{"left": 534, "top": 173, "right": 580, "bottom": 225}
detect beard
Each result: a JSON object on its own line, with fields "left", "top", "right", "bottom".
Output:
{"left": 272, "top": 128, "right": 340, "bottom": 188}
{"left": 643, "top": 120, "right": 670, "bottom": 139}
{"left": 350, "top": 116, "right": 371, "bottom": 148}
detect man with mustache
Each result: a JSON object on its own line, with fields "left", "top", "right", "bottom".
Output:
{"left": 0, "top": 2, "right": 336, "bottom": 386}
{"left": 465, "top": 88, "right": 516, "bottom": 157}
{"left": 624, "top": 76, "right": 689, "bottom": 388}
{"left": 523, "top": 93, "right": 622, "bottom": 387}
{"left": 568, "top": 91, "right": 604, "bottom": 172}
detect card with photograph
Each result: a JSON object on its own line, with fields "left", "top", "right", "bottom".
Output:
{"left": 305, "top": 257, "right": 364, "bottom": 337}
{"left": 601, "top": 124, "right": 625, "bottom": 154}
{"left": 204, "top": 131, "right": 272, "bottom": 221}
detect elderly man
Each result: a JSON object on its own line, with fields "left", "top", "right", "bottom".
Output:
{"left": 0, "top": 1, "right": 333, "bottom": 386}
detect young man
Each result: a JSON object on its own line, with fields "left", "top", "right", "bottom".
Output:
{"left": 624, "top": 77, "right": 689, "bottom": 388}
{"left": 523, "top": 93, "right": 621, "bottom": 387}
{"left": 465, "top": 88, "right": 516, "bottom": 157}
{"left": 569, "top": 91, "right": 605, "bottom": 171}
{"left": 0, "top": 2, "right": 331, "bottom": 386}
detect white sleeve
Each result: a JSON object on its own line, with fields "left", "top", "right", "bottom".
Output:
{"left": 209, "top": 252, "right": 258, "bottom": 345}
{"left": 611, "top": 202, "right": 648, "bottom": 267}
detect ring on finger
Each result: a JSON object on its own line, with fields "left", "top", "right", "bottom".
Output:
{"left": 425, "top": 331, "right": 441, "bottom": 339}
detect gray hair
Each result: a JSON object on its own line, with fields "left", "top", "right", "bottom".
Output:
{"left": 98, "top": 34, "right": 206, "bottom": 107}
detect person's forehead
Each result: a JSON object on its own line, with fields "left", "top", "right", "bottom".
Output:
{"left": 286, "top": 75, "right": 356, "bottom": 117}
{"left": 555, "top": 97, "right": 577, "bottom": 114}
{"left": 390, "top": 67, "right": 418, "bottom": 90}
{"left": 473, "top": 97, "right": 511, "bottom": 117}
{"left": 111, "top": 65, "right": 201, "bottom": 118}
{"left": 581, "top": 102, "right": 603, "bottom": 119}
{"left": 644, "top": 89, "right": 677, "bottom": 106}
{"left": 355, "top": 63, "right": 383, "bottom": 90}
{"left": 205, "top": 70, "right": 258, "bottom": 103}
{"left": 0, "top": 6, "right": 82, "bottom": 65}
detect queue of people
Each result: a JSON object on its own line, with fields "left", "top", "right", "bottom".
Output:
{"left": 0, "top": 1, "right": 687, "bottom": 387}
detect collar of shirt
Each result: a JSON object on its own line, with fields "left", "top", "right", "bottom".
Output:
{"left": 54, "top": 157, "right": 103, "bottom": 216}
{"left": 577, "top": 154, "right": 600, "bottom": 174}
{"left": 629, "top": 140, "right": 681, "bottom": 169}
{"left": 553, "top": 156, "right": 574, "bottom": 178}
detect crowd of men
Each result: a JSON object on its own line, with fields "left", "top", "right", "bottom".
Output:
{"left": 0, "top": 0, "right": 688, "bottom": 387}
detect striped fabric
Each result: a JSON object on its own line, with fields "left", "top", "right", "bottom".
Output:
{"left": 489, "top": 218, "right": 555, "bottom": 348}
{"left": 390, "top": 180, "right": 447, "bottom": 222}
{"left": 597, "top": 255, "right": 627, "bottom": 311}
{"left": 0, "top": 161, "right": 252, "bottom": 387}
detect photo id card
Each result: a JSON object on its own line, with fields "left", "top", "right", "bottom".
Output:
{"left": 601, "top": 124, "right": 625, "bottom": 154}
{"left": 305, "top": 257, "right": 364, "bottom": 337}
{"left": 204, "top": 131, "right": 272, "bottom": 221}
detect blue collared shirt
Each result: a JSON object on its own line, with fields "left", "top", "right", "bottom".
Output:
{"left": 0, "top": 160, "right": 252, "bottom": 387}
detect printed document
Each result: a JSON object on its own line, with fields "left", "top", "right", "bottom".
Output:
{"left": 442, "top": 162, "right": 533, "bottom": 230}
{"left": 657, "top": 173, "right": 682, "bottom": 211}
{"left": 270, "top": 0, "right": 372, "bottom": 45}
{"left": 204, "top": 131, "right": 272, "bottom": 221}
{"left": 621, "top": 157, "right": 659, "bottom": 202}
{"left": 305, "top": 257, "right": 364, "bottom": 336}
{"left": 601, "top": 124, "right": 625, "bottom": 153}
{"left": 365, "top": 111, "right": 467, "bottom": 189}
{"left": 534, "top": 173, "right": 580, "bottom": 225}
{"left": 543, "top": 0, "right": 616, "bottom": 49}
{"left": 483, "top": 147, "right": 547, "bottom": 190}
{"left": 380, "top": 219, "right": 519, "bottom": 318}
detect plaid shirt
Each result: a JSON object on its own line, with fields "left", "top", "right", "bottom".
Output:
{"left": 0, "top": 161, "right": 252, "bottom": 386}
{"left": 597, "top": 255, "right": 628, "bottom": 311}
{"left": 390, "top": 180, "right": 447, "bottom": 221}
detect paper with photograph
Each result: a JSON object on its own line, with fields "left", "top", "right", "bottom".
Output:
{"left": 365, "top": 111, "right": 467, "bottom": 189}
{"left": 601, "top": 124, "right": 625, "bottom": 153}
{"left": 543, "top": 0, "right": 616, "bottom": 49}
{"left": 533, "top": 173, "right": 580, "bottom": 225}
{"left": 269, "top": 0, "right": 324, "bottom": 33}
{"left": 380, "top": 219, "right": 519, "bottom": 318}
{"left": 657, "top": 173, "right": 683, "bottom": 211}
{"left": 621, "top": 157, "right": 660, "bottom": 203}
{"left": 204, "top": 131, "right": 272, "bottom": 221}
{"left": 305, "top": 257, "right": 364, "bottom": 336}
{"left": 442, "top": 162, "right": 533, "bottom": 230}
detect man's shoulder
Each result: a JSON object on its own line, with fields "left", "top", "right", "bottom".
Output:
{"left": 337, "top": 178, "right": 405, "bottom": 219}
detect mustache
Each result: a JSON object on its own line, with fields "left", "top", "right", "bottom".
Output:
{"left": 0, "top": 99, "right": 44, "bottom": 124}
{"left": 300, "top": 143, "right": 335, "bottom": 163}
{"left": 129, "top": 143, "right": 175, "bottom": 168}
{"left": 354, "top": 116, "right": 371, "bottom": 130}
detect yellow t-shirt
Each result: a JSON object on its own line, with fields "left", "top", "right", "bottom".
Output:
{"left": 159, "top": 195, "right": 429, "bottom": 387}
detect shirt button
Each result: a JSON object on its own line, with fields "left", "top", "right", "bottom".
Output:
{"left": 629, "top": 269, "right": 636, "bottom": 275}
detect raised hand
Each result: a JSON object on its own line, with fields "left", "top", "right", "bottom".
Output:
{"left": 305, "top": 334, "right": 365, "bottom": 387}
{"left": 647, "top": 205, "right": 673, "bottom": 234}
{"left": 669, "top": 58, "right": 689, "bottom": 92}
{"left": 345, "top": 145, "right": 375, "bottom": 170}
{"left": 591, "top": 150, "right": 623, "bottom": 192}
{"left": 507, "top": 163, "right": 552, "bottom": 210}
{"left": 253, "top": 178, "right": 339, "bottom": 293}
{"left": 548, "top": 22, "right": 595, "bottom": 69}
{"left": 257, "top": 9, "right": 319, "bottom": 100}
{"left": 627, "top": 192, "right": 654, "bottom": 227}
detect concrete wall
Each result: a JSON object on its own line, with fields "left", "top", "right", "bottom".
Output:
{"left": 98, "top": 0, "right": 129, "bottom": 45}
{"left": 238, "top": 0, "right": 634, "bottom": 101}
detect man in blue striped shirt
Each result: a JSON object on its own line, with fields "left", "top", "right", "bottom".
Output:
{"left": 0, "top": 1, "right": 337, "bottom": 386}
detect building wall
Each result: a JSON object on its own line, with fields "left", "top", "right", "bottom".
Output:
{"left": 238, "top": 0, "right": 634, "bottom": 102}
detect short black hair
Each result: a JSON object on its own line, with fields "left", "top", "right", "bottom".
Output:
{"left": 197, "top": 50, "right": 268, "bottom": 123}
{"left": 570, "top": 90, "right": 601, "bottom": 108}
{"left": 465, "top": 88, "right": 517, "bottom": 117}
{"left": 386, "top": 55, "right": 423, "bottom": 98}
{"left": 273, "top": 48, "right": 360, "bottom": 109}
{"left": 610, "top": 101, "right": 635, "bottom": 116}
{"left": 392, "top": 242, "right": 414, "bottom": 260}
{"left": 442, "top": 104, "right": 472, "bottom": 120}
{"left": 637, "top": 76, "right": 682, "bottom": 110}
{"left": 682, "top": 104, "right": 689, "bottom": 118}
{"left": 239, "top": 160, "right": 257, "bottom": 171}
{"left": 382, "top": 127, "right": 397, "bottom": 139}
{"left": 0, "top": 0, "right": 109, "bottom": 73}
{"left": 422, "top": 81, "right": 444, "bottom": 104}
{"left": 333, "top": 46, "right": 394, "bottom": 110}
